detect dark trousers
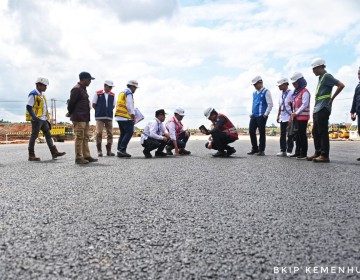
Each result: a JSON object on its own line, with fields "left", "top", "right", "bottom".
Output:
{"left": 117, "top": 120, "right": 134, "bottom": 152}
{"left": 249, "top": 116, "right": 267, "bottom": 152}
{"left": 28, "top": 120, "right": 53, "bottom": 151}
{"left": 167, "top": 131, "right": 189, "bottom": 149}
{"left": 295, "top": 120, "right": 308, "bottom": 157}
{"left": 207, "top": 130, "right": 236, "bottom": 151}
{"left": 312, "top": 108, "right": 330, "bottom": 156}
{"left": 280, "top": 121, "right": 294, "bottom": 153}
{"left": 142, "top": 138, "right": 166, "bottom": 152}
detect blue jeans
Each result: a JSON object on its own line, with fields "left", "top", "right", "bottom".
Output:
{"left": 117, "top": 120, "right": 134, "bottom": 153}
{"left": 166, "top": 131, "right": 189, "bottom": 149}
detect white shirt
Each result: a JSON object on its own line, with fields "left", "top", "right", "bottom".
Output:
{"left": 278, "top": 89, "right": 293, "bottom": 122}
{"left": 92, "top": 91, "right": 116, "bottom": 108}
{"left": 115, "top": 89, "right": 135, "bottom": 121}
{"left": 141, "top": 118, "right": 166, "bottom": 144}
{"left": 27, "top": 89, "right": 47, "bottom": 120}
{"left": 166, "top": 118, "right": 184, "bottom": 141}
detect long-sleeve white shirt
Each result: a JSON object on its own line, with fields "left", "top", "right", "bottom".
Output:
{"left": 166, "top": 118, "right": 184, "bottom": 141}
{"left": 262, "top": 89, "right": 273, "bottom": 116}
{"left": 115, "top": 88, "right": 135, "bottom": 121}
{"left": 141, "top": 118, "right": 166, "bottom": 144}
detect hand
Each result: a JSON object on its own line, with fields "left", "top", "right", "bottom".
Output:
{"left": 328, "top": 99, "right": 333, "bottom": 106}
{"left": 131, "top": 114, "right": 136, "bottom": 124}
{"left": 263, "top": 115, "right": 268, "bottom": 119}
{"left": 163, "top": 135, "right": 170, "bottom": 142}
{"left": 65, "top": 112, "right": 70, "bottom": 117}
{"left": 291, "top": 112, "right": 297, "bottom": 118}
{"left": 185, "top": 130, "right": 190, "bottom": 137}
{"left": 174, "top": 147, "right": 180, "bottom": 155}
{"left": 276, "top": 116, "right": 280, "bottom": 123}
{"left": 32, "top": 117, "right": 40, "bottom": 122}
{"left": 351, "top": 113, "right": 356, "bottom": 121}
{"left": 207, "top": 142, "right": 212, "bottom": 149}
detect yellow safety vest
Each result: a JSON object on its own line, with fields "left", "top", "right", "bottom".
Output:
{"left": 315, "top": 73, "right": 331, "bottom": 101}
{"left": 115, "top": 90, "right": 134, "bottom": 119}
{"left": 25, "top": 91, "right": 50, "bottom": 121}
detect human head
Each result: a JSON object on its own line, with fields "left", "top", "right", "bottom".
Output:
{"left": 290, "top": 72, "right": 307, "bottom": 90}
{"left": 127, "top": 80, "right": 139, "bottom": 93}
{"left": 277, "top": 78, "right": 289, "bottom": 91}
{"left": 251, "top": 75, "right": 263, "bottom": 91}
{"left": 104, "top": 80, "right": 114, "bottom": 93}
{"left": 155, "top": 109, "right": 167, "bottom": 122}
{"left": 311, "top": 58, "right": 326, "bottom": 76}
{"left": 35, "top": 77, "right": 49, "bottom": 92}
{"left": 79, "top": 72, "right": 95, "bottom": 87}
{"left": 203, "top": 107, "right": 218, "bottom": 121}
{"left": 174, "top": 108, "right": 185, "bottom": 121}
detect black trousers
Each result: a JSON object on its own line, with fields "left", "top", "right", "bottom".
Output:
{"left": 280, "top": 121, "right": 294, "bottom": 153}
{"left": 207, "top": 130, "right": 237, "bottom": 151}
{"left": 312, "top": 108, "right": 330, "bottom": 156}
{"left": 142, "top": 138, "right": 166, "bottom": 152}
{"left": 295, "top": 120, "right": 308, "bottom": 157}
{"left": 249, "top": 116, "right": 267, "bottom": 152}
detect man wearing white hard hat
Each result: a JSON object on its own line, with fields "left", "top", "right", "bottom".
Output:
{"left": 276, "top": 78, "right": 294, "bottom": 157}
{"left": 165, "top": 108, "right": 191, "bottom": 155}
{"left": 248, "top": 76, "right": 273, "bottom": 156}
{"left": 350, "top": 66, "right": 360, "bottom": 161}
{"left": 309, "top": 58, "right": 345, "bottom": 163}
{"left": 114, "top": 80, "right": 139, "bottom": 158}
{"left": 26, "top": 77, "right": 66, "bottom": 161}
{"left": 92, "top": 80, "right": 116, "bottom": 157}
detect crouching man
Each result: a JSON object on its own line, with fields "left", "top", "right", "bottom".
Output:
{"left": 201, "top": 107, "right": 238, "bottom": 157}
{"left": 141, "top": 109, "right": 170, "bottom": 158}
{"left": 165, "top": 108, "right": 191, "bottom": 155}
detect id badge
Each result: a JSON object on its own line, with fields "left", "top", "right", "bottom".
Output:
{"left": 281, "top": 105, "right": 284, "bottom": 111}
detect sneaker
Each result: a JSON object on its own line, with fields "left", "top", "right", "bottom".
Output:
{"left": 357, "top": 158, "right": 360, "bottom": 161}
{"left": 155, "top": 151, "right": 167, "bottom": 157}
{"left": 286, "top": 152, "right": 292, "bottom": 157}
{"left": 166, "top": 145, "right": 173, "bottom": 155}
{"left": 296, "top": 156, "right": 307, "bottom": 160}
{"left": 117, "top": 151, "right": 132, "bottom": 158}
{"left": 84, "top": 157, "right": 98, "bottom": 163}
{"left": 306, "top": 154, "right": 320, "bottom": 161}
{"left": 276, "top": 152, "right": 286, "bottom": 157}
{"left": 212, "top": 150, "right": 227, "bottom": 157}
{"left": 143, "top": 150, "right": 152, "bottom": 158}
{"left": 257, "top": 151, "right": 265, "bottom": 156}
{"left": 75, "top": 158, "right": 89, "bottom": 164}
{"left": 247, "top": 150, "right": 259, "bottom": 155}
{"left": 179, "top": 149, "right": 191, "bottom": 155}
{"left": 313, "top": 155, "right": 330, "bottom": 163}
{"left": 226, "top": 147, "right": 236, "bottom": 156}
{"left": 289, "top": 153, "right": 300, "bottom": 158}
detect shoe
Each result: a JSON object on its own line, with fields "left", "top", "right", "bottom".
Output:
{"left": 212, "top": 150, "right": 227, "bottom": 157}
{"left": 296, "top": 156, "right": 307, "bottom": 160}
{"left": 276, "top": 152, "right": 286, "bottom": 157}
{"left": 117, "top": 151, "right": 131, "bottom": 158}
{"left": 289, "top": 153, "right": 300, "bottom": 158}
{"left": 179, "top": 149, "right": 191, "bottom": 155}
{"left": 84, "top": 157, "right": 98, "bottom": 163}
{"left": 96, "top": 144, "right": 102, "bottom": 157}
{"left": 155, "top": 151, "right": 167, "bottom": 157}
{"left": 226, "top": 147, "right": 236, "bottom": 156}
{"left": 286, "top": 152, "right": 292, "bottom": 157}
{"left": 357, "top": 157, "right": 360, "bottom": 161}
{"left": 105, "top": 144, "right": 115, "bottom": 156}
{"left": 143, "top": 150, "right": 152, "bottom": 158}
{"left": 313, "top": 155, "right": 330, "bottom": 163}
{"left": 49, "top": 145, "right": 66, "bottom": 159}
{"left": 75, "top": 158, "right": 89, "bottom": 164}
{"left": 247, "top": 150, "right": 259, "bottom": 155}
{"left": 98, "top": 151, "right": 103, "bottom": 157}
{"left": 306, "top": 154, "right": 320, "bottom": 161}
{"left": 257, "top": 151, "right": 265, "bottom": 156}
{"left": 166, "top": 145, "right": 173, "bottom": 155}
{"left": 28, "top": 150, "right": 40, "bottom": 161}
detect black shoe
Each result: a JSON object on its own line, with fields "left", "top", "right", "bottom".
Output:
{"left": 296, "top": 155, "right": 307, "bottom": 160}
{"left": 257, "top": 151, "right": 265, "bottom": 156}
{"left": 179, "top": 149, "right": 191, "bottom": 155}
{"left": 247, "top": 150, "right": 259, "bottom": 155}
{"left": 155, "top": 151, "right": 167, "bottom": 157}
{"left": 143, "top": 150, "right": 152, "bottom": 158}
{"left": 212, "top": 150, "right": 227, "bottom": 157}
{"left": 117, "top": 151, "right": 131, "bottom": 157}
{"left": 227, "top": 147, "right": 236, "bottom": 156}
{"left": 357, "top": 157, "right": 360, "bottom": 161}
{"left": 289, "top": 153, "right": 300, "bottom": 158}
{"left": 166, "top": 145, "right": 173, "bottom": 155}
{"left": 84, "top": 157, "right": 98, "bottom": 162}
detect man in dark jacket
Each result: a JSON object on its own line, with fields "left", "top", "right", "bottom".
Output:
{"left": 67, "top": 72, "right": 98, "bottom": 164}
{"left": 350, "top": 66, "right": 360, "bottom": 161}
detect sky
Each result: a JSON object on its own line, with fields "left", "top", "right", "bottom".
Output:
{"left": 0, "top": 0, "right": 360, "bottom": 129}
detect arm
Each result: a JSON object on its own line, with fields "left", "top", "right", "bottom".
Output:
{"left": 26, "top": 95, "right": 37, "bottom": 120}
{"left": 126, "top": 94, "right": 135, "bottom": 122}
{"left": 167, "top": 122, "right": 179, "bottom": 154}
{"left": 67, "top": 88, "right": 80, "bottom": 114}
{"left": 209, "top": 116, "right": 226, "bottom": 134}
{"left": 264, "top": 90, "right": 273, "bottom": 116}
{"left": 329, "top": 81, "right": 345, "bottom": 105}
{"left": 92, "top": 93, "right": 98, "bottom": 110}
{"left": 148, "top": 121, "right": 167, "bottom": 141}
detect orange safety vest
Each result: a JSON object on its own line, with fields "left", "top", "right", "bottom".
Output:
{"left": 213, "top": 113, "right": 238, "bottom": 139}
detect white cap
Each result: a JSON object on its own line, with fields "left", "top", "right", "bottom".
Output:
{"left": 290, "top": 72, "right": 303, "bottom": 83}
{"left": 174, "top": 108, "right": 185, "bottom": 116}
{"left": 104, "top": 80, "right": 114, "bottom": 87}
{"left": 35, "top": 77, "right": 49, "bottom": 86}
{"left": 251, "top": 75, "right": 262, "bottom": 85}
{"left": 127, "top": 80, "right": 139, "bottom": 88}
{"left": 277, "top": 78, "right": 289, "bottom": 86}
{"left": 204, "top": 107, "right": 215, "bottom": 118}
{"left": 311, "top": 58, "right": 326, "bottom": 68}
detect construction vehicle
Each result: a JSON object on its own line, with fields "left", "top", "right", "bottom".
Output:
{"left": 329, "top": 123, "right": 350, "bottom": 140}
{"left": 40, "top": 125, "right": 74, "bottom": 142}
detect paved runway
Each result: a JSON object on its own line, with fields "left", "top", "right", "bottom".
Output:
{"left": 0, "top": 137, "right": 359, "bottom": 279}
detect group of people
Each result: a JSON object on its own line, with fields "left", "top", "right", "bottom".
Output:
{"left": 25, "top": 58, "right": 360, "bottom": 163}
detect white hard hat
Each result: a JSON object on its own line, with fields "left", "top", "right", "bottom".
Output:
{"left": 290, "top": 72, "right": 303, "bottom": 83}
{"left": 277, "top": 78, "right": 289, "bottom": 86}
{"left": 127, "top": 80, "right": 139, "bottom": 88}
{"left": 104, "top": 80, "right": 114, "bottom": 87}
{"left": 311, "top": 58, "right": 326, "bottom": 68}
{"left": 174, "top": 108, "right": 185, "bottom": 116}
{"left": 204, "top": 107, "right": 215, "bottom": 118}
{"left": 35, "top": 77, "right": 49, "bottom": 86}
{"left": 251, "top": 75, "right": 262, "bottom": 85}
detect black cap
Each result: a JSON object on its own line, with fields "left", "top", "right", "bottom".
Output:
{"left": 79, "top": 72, "right": 95, "bottom": 80}
{"left": 155, "top": 109, "right": 167, "bottom": 117}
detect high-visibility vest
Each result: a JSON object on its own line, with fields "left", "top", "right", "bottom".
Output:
{"left": 25, "top": 90, "right": 50, "bottom": 121}
{"left": 294, "top": 88, "right": 310, "bottom": 121}
{"left": 213, "top": 113, "right": 238, "bottom": 139}
{"left": 166, "top": 116, "right": 184, "bottom": 139}
{"left": 114, "top": 89, "right": 133, "bottom": 119}
{"left": 315, "top": 73, "right": 331, "bottom": 101}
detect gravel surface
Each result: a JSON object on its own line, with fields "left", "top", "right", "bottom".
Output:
{"left": 0, "top": 137, "right": 359, "bottom": 279}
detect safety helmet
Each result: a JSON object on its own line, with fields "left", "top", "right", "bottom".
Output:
{"left": 204, "top": 107, "right": 215, "bottom": 118}
{"left": 35, "top": 77, "right": 49, "bottom": 86}
{"left": 311, "top": 58, "right": 326, "bottom": 68}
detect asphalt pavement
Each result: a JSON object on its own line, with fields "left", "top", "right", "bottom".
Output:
{"left": 0, "top": 137, "right": 359, "bottom": 279}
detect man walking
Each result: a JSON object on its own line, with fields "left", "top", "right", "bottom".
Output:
{"left": 276, "top": 78, "right": 294, "bottom": 156}
{"left": 307, "top": 58, "right": 345, "bottom": 163}
{"left": 92, "top": 80, "right": 116, "bottom": 157}
{"left": 68, "top": 72, "right": 98, "bottom": 164}
{"left": 248, "top": 76, "right": 273, "bottom": 156}
{"left": 114, "top": 80, "right": 138, "bottom": 158}
{"left": 350, "top": 66, "right": 360, "bottom": 161}
{"left": 26, "top": 77, "right": 66, "bottom": 161}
